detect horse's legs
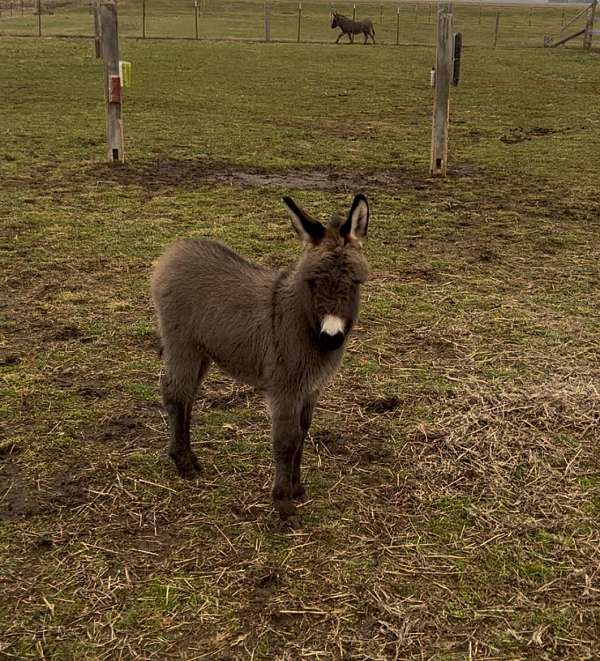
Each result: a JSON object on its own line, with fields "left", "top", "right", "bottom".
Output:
{"left": 348, "top": 32, "right": 353, "bottom": 43}
{"left": 363, "top": 31, "right": 368, "bottom": 44}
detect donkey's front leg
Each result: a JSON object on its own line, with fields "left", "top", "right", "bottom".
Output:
{"left": 271, "top": 400, "right": 303, "bottom": 522}
{"left": 335, "top": 31, "right": 343, "bottom": 44}
{"left": 291, "top": 393, "right": 318, "bottom": 502}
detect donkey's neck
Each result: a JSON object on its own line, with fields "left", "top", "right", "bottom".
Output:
{"left": 276, "top": 267, "right": 315, "bottom": 336}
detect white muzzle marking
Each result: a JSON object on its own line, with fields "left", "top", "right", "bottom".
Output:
{"left": 321, "top": 315, "right": 345, "bottom": 336}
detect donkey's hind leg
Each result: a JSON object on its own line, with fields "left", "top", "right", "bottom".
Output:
{"left": 161, "top": 344, "right": 211, "bottom": 479}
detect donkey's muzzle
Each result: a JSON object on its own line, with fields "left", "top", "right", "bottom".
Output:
{"left": 318, "top": 330, "right": 345, "bottom": 352}
{"left": 319, "top": 314, "right": 346, "bottom": 351}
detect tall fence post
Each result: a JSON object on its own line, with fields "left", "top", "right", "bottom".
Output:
{"left": 380, "top": 5, "right": 383, "bottom": 24}
{"left": 99, "top": 0, "right": 124, "bottom": 162}
{"left": 528, "top": 7, "right": 532, "bottom": 27}
{"left": 478, "top": 2, "right": 482, "bottom": 25}
{"left": 142, "top": 0, "right": 146, "bottom": 38}
{"left": 351, "top": 3, "right": 355, "bottom": 42}
{"left": 583, "top": 0, "right": 597, "bottom": 50}
{"left": 297, "top": 1, "right": 301, "bottom": 42}
{"left": 414, "top": 3, "right": 418, "bottom": 23}
{"left": 194, "top": 0, "right": 198, "bottom": 39}
{"left": 396, "top": 6, "right": 400, "bottom": 44}
{"left": 428, "top": 3, "right": 432, "bottom": 24}
{"left": 430, "top": 2, "right": 453, "bottom": 176}
{"left": 37, "top": 0, "right": 42, "bottom": 36}
{"left": 493, "top": 11, "right": 500, "bottom": 47}
{"left": 93, "top": 1, "right": 101, "bottom": 57}
{"left": 264, "top": 1, "right": 271, "bottom": 42}
{"left": 21, "top": 0, "right": 23, "bottom": 16}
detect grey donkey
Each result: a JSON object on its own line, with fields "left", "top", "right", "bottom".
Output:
{"left": 151, "top": 193, "right": 370, "bottom": 525}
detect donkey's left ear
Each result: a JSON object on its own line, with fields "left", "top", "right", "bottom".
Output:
{"left": 341, "top": 193, "right": 369, "bottom": 241}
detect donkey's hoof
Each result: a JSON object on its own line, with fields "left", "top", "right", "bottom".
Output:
{"left": 292, "top": 484, "right": 308, "bottom": 503}
{"left": 283, "top": 514, "right": 302, "bottom": 530}
{"left": 274, "top": 497, "right": 297, "bottom": 519}
{"left": 172, "top": 451, "right": 201, "bottom": 479}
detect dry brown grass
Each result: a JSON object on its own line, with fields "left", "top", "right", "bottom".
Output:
{"left": 2, "top": 35, "right": 600, "bottom": 659}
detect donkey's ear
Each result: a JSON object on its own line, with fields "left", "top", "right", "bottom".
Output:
{"left": 283, "top": 197, "right": 325, "bottom": 244}
{"left": 340, "top": 193, "right": 369, "bottom": 241}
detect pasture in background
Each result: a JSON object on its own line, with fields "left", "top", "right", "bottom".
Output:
{"left": 0, "top": 0, "right": 596, "bottom": 50}
{"left": 1, "top": 6, "right": 600, "bottom": 660}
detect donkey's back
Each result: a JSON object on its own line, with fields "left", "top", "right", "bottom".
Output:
{"left": 152, "top": 239, "right": 274, "bottom": 388}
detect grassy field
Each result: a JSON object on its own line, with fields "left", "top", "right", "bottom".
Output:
{"left": 0, "top": 0, "right": 593, "bottom": 49}
{"left": 1, "top": 20, "right": 600, "bottom": 661}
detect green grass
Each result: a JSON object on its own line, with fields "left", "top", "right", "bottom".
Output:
{"left": 1, "top": 18, "right": 600, "bottom": 661}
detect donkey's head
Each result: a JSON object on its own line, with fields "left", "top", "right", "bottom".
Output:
{"left": 283, "top": 193, "right": 370, "bottom": 352}
{"left": 331, "top": 12, "right": 340, "bottom": 29}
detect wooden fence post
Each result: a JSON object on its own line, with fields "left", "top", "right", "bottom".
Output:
{"left": 142, "top": 0, "right": 146, "bottom": 38}
{"left": 478, "top": 2, "right": 482, "bottom": 25}
{"left": 380, "top": 5, "right": 383, "bottom": 24}
{"left": 21, "top": 0, "right": 23, "bottom": 16}
{"left": 37, "top": 0, "right": 42, "bottom": 36}
{"left": 583, "top": 0, "right": 597, "bottom": 50}
{"left": 396, "top": 6, "right": 400, "bottom": 44}
{"left": 414, "top": 3, "right": 418, "bottom": 23}
{"left": 297, "top": 1, "right": 301, "bottom": 42}
{"left": 430, "top": 2, "right": 453, "bottom": 176}
{"left": 99, "top": 1, "right": 124, "bottom": 162}
{"left": 528, "top": 7, "right": 532, "bottom": 27}
{"left": 194, "top": 0, "right": 199, "bottom": 39}
{"left": 493, "top": 11, "right": 500, "bottom": 47}
{"left": 428, "top": 3, "right": 432, "bottom": 24}
{"left": 264, "top": 1, "right": 271, "bottom": 42}
{"left": 93, "top": 1, "right": 101, "bottom": 57}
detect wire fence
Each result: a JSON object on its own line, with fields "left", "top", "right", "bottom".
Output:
{"left": 0, "top": 0, "right": 592, "bottom": 49}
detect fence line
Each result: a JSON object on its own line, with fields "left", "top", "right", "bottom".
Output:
{"left": 0, "top": 0, "right": 594, "bottom": 50}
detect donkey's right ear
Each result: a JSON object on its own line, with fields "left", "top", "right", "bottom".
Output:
{"left": 283, "top": 197, "right": 325, "bottom": 244}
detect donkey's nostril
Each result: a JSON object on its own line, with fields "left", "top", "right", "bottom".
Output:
{"left": 318, "top": 331, "right": 345, "bottom": 352}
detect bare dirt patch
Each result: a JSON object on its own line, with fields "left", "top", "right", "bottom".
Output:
{"left": 0, "top": 463, "right": 38, "bottom": 521}
{"left": 85, "top": 157, "right": 434, "bottom": 193}
{"left": 499, "top": 125, "right": 574, "bottom": 145}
